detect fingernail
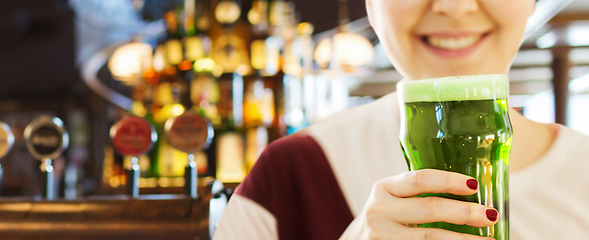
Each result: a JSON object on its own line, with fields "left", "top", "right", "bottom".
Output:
{"left": 466, "top": 179, "right": 478, "bottom": 190}
{"left": 486, "top": 209, "right": 498, "bottom": 222}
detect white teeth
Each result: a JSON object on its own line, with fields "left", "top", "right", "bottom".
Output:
{"left": 427, "top": 35, "right": 481, "bottom": 50}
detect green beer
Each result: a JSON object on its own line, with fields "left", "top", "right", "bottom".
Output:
{"left": 398, "top": 75, "right": 512, "bottom": 239}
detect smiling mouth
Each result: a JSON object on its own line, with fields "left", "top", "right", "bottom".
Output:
{"left": 421, "top": 33, "right": 491, "bottom": 50}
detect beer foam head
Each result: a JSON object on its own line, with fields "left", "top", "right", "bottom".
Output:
{"left": 398, "top": 74, "right": 509, "bottom": 103}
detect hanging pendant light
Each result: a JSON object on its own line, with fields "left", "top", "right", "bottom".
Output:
{"left": 108, "top": 42, "right": 153, "bottom": 84}
{"left": 333, "top": 32, "right": 374, "bottom": 67}
{"left": 314, "top": 38, "right": 333, "bottom": 68}
{"left": 313, "top": 0, "right": 374, "bottom": 69}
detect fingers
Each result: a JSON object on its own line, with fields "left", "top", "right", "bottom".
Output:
{"left": 380, "top": 169, "right": 477, "bottom": 198}
{"left": 389, "top": 197, "right": 498, "bottom": 227}
{"left": 400, "top": 227, "right": 495, "bottom": 240}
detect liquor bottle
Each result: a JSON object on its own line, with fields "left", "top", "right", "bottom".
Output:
{"left": 261, "top": 41, "right": 281, "bottom": 141}
{"left": 215, "top": 73, "right": 247, "bottom": 183}
{"left": 243, "top": 78, "right": 264, "bottom": 127}
{"left": 265, "top": 1, "right": 299, "bottom": 140}
{"left": 243, "top": 75, "right": 269, "bottom": 170}
{"left": 182, "top": 0, "right": 205, "bottom": 67}
{"left": 192, "top": 59, "right": 220, "bottom": 125}
{"left": 268, "top": 0, "right": 286, "bottom": 28}
{"left": 183, "top": 0, "right": 197, "bottom": 36}
{"left": 244, "top": 0, "right": 272, "bottom": 170}
{"left": 285, "top": 22, "right": 314, "bottom": 134}
{"left": 141, "top": 69, "right": 160, "bottom": 184}
{"left": 275, "top": 3, "right": 300, "bottom": 138}
{"left": 246, "top": 0, "right": 269, "bottom": 127}
{"left": 149, "top": 45, "right": 166, "bottom": 181}
{"left": 211, "top": 0, "right": 250, "bottom": 76}
{"left": 210, "top": 1, "right": 251, "bottom": 182}
{"left": 284, "top": 74, "right": 304, "bottom": 134}
{"left": 164, "top": 11, "right": 184, "bottom": 66}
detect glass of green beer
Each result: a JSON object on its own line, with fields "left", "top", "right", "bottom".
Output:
{"left": 398, "top": 74, "right": 512, "bottom": 239}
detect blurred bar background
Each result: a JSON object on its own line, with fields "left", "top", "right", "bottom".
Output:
{"left": 0, "top": 0, "right": 588, "bottom": 239}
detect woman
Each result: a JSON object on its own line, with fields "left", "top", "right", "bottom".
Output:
{"left": 215, "top": 0, "right": 589, "bottom": 239}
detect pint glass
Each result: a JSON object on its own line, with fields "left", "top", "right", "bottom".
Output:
{"left": 398, "top": 75, "right": 512, "bottom": 239}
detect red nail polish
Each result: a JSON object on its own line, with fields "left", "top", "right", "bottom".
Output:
{"left": 486, "top": 209, "right": 498, "bottom": 222}
{"left": 466, "top": 179, "right": 478, "bottom": 190}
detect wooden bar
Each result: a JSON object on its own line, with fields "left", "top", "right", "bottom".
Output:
{"left": 0, "top": 195, "right": 211, "bottom": 240}
{"left": 551, "top": 48, "right": 572, "bottom": 125}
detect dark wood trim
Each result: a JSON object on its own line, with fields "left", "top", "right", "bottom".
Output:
{"left": 549, "top": 13, "right": 589, "bottom": 26}
{"left": 551, "top": 48, "right": 572, "bottom": 125}
{"left": 0, "top": 195, "right": 209, "bottom": 240}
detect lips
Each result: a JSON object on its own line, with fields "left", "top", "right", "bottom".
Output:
{"left": 427, "top": 35, "right": 482, "bottom": 50}
{"left": 418, "top": 32, "right": 491, "bottom": 58}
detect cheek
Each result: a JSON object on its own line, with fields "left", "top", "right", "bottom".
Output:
{"left": 372, "top": 0, "right": 421, "bottom": 39}
{"left": 387, "top": 1, "right": 426, "bottom": 30}
{"left": 481, "top": 0, "right": 534, "bottom": 65}
{"left": 482, "top": 0, "right": 534, "bottom": 33}
{"left": 373, "top": 1, "right": 428, "bottom": 71}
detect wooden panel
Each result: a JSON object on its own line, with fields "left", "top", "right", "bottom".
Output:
{"left": 349, "top": 83, "right": 397, "bottom": 98}
{"left": 549, "top": 13, "right": 589, "bottom": 26}
{"left": 552, "top": 48, "right": 572, "bottom": 125}
{"left": 0, "top": 2, "right": 79, "bottom": 99}
{"left": 510, "top": 81, "right": 552, "bottom": 95}
{"left": 0, "top": 195, "right": 211, "bottom": 240}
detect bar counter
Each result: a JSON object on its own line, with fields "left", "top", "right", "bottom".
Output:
{"left": 0, "top": 193, "right": 216, "bottom": 239}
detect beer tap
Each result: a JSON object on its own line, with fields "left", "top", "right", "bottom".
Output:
{"left": 165, "top": 111, "right": 213, "bottom": 198}
{"left": 24, "top": 116, "right": 69, "bottom": 200}
{"left": 110, "top": 116, "right": 157, "bottom": 198}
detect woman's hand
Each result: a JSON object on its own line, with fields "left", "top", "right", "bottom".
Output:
{"left": 341, "top": 169, "right": 497, "bottom": 240}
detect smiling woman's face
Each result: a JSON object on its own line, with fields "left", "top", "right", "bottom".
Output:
{"left": 366, "top": 0, "right": 535, "bottom": 80}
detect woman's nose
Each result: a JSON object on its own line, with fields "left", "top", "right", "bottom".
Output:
{"left": 431, "top": 0, "right": 479, "bottom": 20}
